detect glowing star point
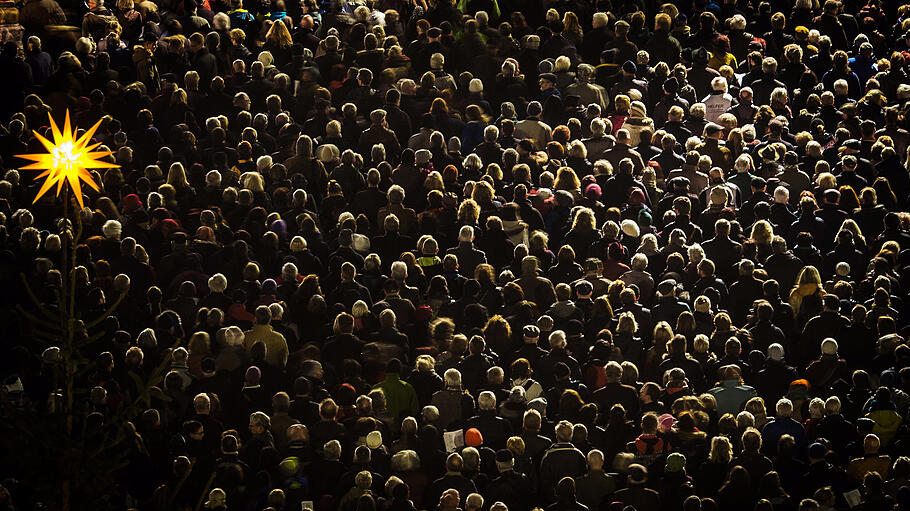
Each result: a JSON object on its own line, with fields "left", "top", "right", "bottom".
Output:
{"left": 17, "top": 111, "right": 117, "bottom": 209}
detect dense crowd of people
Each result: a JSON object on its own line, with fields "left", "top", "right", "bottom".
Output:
{"left": 3, "top": 0, "right": 910, "bottom": 509}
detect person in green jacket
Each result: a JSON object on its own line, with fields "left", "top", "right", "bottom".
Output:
{"left": 372, "top": 358, "right": 419, "bottom": 420}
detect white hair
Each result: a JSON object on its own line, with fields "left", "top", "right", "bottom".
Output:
{"left": 809, "top": 397, "right": 825, "bottom": 419}
{"left": 555, "top": 420, "right": 573, "bottom": 442}
{"left": 463, "top": 153, "right": 482, "bottom": 170}
{"left": 770, "top": 87, "right": 788, "bottom": 104}
{"left": 712, "top": 76, "right": 728, "bottom": 92}
{"left": 391, "top": 261, "right": 408, "bottom": 280}
{"left": 774, "top": 186, "right": 789, "bottom": 203}
{"left": 478, "top": 391, "right": 497, "bottom": 410}
{"left": 223, "top": 325, "right": 244, "bottom": 347}
{"left": 206, "top": 170, "right": 222, "bottom": 187}
{"left": 282, "top": 262, "right": 298, "bottom": 281}
{"left": 390, "top": 450, "right": 421, "bottom": 472}
{"left": 208, "top": 273, "right": 228, "bottom": 293}
{"left": 324, "top": 440, "right": 342, "bottom": 460}
{"left": 213, "top": 11, "right": 230, "bottom": 30}
{"left": 102, "top": 220, "right": 122, "bottom": 239}
{"left": 194, "top": 393, "right": 211, "bottom": 412}
{"left": 430, "top": 52, "right": 445, "bottom": 69}
{"left": 459, "top": 225, "right": 475, "bottom": 242}
{"left": 256, "top": 155, "right": 273, "bottom": 172}
{"left": 444, "top": 368, "right": 462, "bottom": 387}
{"left": 549, "top": 330, "right": 567, "bottom": 349}
{"left": 735, "top": 154, "right": 752, "bottom": 172}
{"left": 269, "top": 302, "right": 284, "bottom": 320}
{"left": 776, "top": 398, "right": 794, "bottom": 418}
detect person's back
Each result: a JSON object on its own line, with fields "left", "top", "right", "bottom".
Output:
{"left": 486, "top": 450, "right": 532, "bottom": 511}
{"left": 708, "top": 366, "right": 757, "bottom": 415}
{"left": 613, "top": 465, "right": 660, "bottom": 511}
{"left": 431, "top": 370, "right": 475, "bottom": 430}
{"left": 426, "top": 453, "right": 477, "bottom": 508}
{"left": 762, "top": 399, "right": 808, "bottom": 458}
{"left": 373, "top": 360, "right": 418, "bottom": 420}
{"left": 592, "top": 362, "right": 640, "bottom": 417}
{"left": 540, "top": 423, "right": 587, "bottom": 495}
{"left": 575, "top": 450, "right": 616, "bottom": 510}
{"left": 847, "top": 434, "right": 892, "bottom": 482}
{"left": 243, "top": 307, "right": 289, "bottom": 368}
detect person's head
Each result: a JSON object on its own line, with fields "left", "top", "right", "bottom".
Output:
{"left": 444, "top": 368, "right": 462, "bottom": 389}
{"left": 864, "top": 433, "right": 881, "bottom": 455}
{"left": 775, "top": 398, "right": 793, "bottom": 418}
{"left": 742, "top": 427, "right": 762, "bottom": 453}
{"left": 249, "top": 411, "right": 270, "bottom": 434}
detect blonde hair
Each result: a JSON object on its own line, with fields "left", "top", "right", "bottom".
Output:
{"left": 166, "top": 162, "right": 189, "bottom": 188}
{"left": 653, "top": 321, "right": 673, "bottom": 345}
{"left": 614, "top": 95, "right": 631, "bottom": 111}
{"left": 750, "top": 220, "right": 774, "bottom": 245}
{"left": 571, "top": 207, "right": 596, "bottom": 231}
{"left": 458, "top": 198, "right": 480, "bottom": 223}
{"left": 617, "top": 311, "right": 638, "bottom": 333}
{"left": 554, "top": 167, "right": 580, "bottom": 190}
{"left": 266, "top": 19, "right": 293, "bottom": 47}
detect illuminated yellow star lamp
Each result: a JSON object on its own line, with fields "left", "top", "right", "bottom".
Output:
{"left": 17, "top": 111, "right": 118, "bottom": 209}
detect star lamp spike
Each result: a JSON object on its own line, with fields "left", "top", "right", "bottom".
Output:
{"left": 16, "top": 111, "right": 117, "bottom": 209}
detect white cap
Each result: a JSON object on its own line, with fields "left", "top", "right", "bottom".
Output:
{"left": 768, "top": 343, "right": 784, "bottom": 361}
{"left": 366, "top": 430, "right": 383, "bottom": 449}
{"left": 621, "top": 219, "right": 640, "bottom": 237}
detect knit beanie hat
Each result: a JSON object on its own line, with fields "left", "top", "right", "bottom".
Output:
{"left": 122, "top": 194, "right": 143, "bottom": 213}
{"left": 665, "top": 452, "right": 686, "bottom": 472}
{"left": 768, "top": 343, "right": 784, "bottom": 361}
{"left": 621, "top": 219, "right": 640, "bottom": 237}
{"left": 278, "top": 457, "right": 300, "bottom": 478}
{"left": 821, "top": 338, "right": 838, "bottom": 356}
{"left": 585, "top": 183, "right": 602, "bottom": 199}
{"left": 658, "top": 413, "right": 676, "bottom": 432}
{"left": 835, "top": 262, "right": 850, "bottom": 276}
{"left": 465, "top": 428, "right": 483, "bottom": 447}
{"left": 366, "top": 430, "right": 383, "bottom": 449}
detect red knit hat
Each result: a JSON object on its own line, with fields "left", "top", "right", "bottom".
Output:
{"left": 122, "top": 194, "right": 143, "bottom": 213}
{"left": 464, "top": 428, "right": 483, "bottom": 447}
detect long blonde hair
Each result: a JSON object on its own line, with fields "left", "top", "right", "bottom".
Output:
{"left": 266, "top": 20, "right": 293, "bottom": 48}
{"left": 167, "top": 162, "right": 189, "bottom": 188}
{"left": 838, "top": 219, "right": 866, "bottom": 244}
